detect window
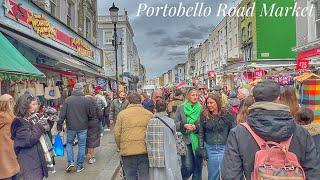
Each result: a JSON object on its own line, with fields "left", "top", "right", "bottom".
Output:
{"left": 104, "top": 30, "right": 113, "bottom": 44}
{"left": 314, "top": 0, "right": 320, "bottom": 39}
{"left": 241, "top": 27, "right": 246, "bottom": 41}
{"left": 50, "top": 0, "right": 57, "bottom": 16}
{"left": 248, "top": 23, "right": 252, "bottom": 38}
{"left": 235, "top": 34, "right": 238, "bottom": 47}
{"left": 67, "top": 1, "right": 74, "bottom": 27}
{"left": 85, "top": 17, "right": 91, "bottom": 39}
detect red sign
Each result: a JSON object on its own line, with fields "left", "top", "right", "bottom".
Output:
{"left": 208, "top": 71, "right": 216, "bottom": 79}
{"left": 296, "top": 59, "right": 309, "bottom": 70}
{"left": 4, "top": 0, "right": 94, "bottom": 59}
{"left": 298, "top": 47, "right": 320, "bottom": 59}
{"left": 253, "top": 70, "right": 264, "bottom": 78}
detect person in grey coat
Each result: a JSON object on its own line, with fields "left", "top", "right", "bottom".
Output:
{"left": 146, "top": 100, "right": 182, "bottom": 180}
{"left": 109, "top": 91, "right": 129, "bottom": 125}
{"left": 58, "top": 83, "right": 92, "bottom": 173}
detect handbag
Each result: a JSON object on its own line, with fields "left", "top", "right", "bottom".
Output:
{"left": 53, "top": 132, "right": 64, "bottom": 157}
{"left": 44, "top": 79, "right": 61, "bottom": 100}
{"left": 156, "top": 116, "right": 187, "bottom": 156}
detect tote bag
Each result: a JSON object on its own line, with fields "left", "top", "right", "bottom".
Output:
{"left": 44, "top": 79, "right": 61, "bottom": 100}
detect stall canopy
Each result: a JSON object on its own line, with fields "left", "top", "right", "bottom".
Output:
{"left": 0, "top": 32, "right": 43, "bottom": 80}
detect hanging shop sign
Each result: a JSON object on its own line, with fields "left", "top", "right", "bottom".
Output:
{"left": 296, "top": 59, "right": 309, "bottom": 71}
{"left": 3, "top": 0, "right": 95, "bottom": 60}
{"left": 253, "top": 69, "right": 265, "bottom": 78}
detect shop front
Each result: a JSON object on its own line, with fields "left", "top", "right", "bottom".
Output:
{"left": 0, "top": 0, "right": 107, "bottom": 105}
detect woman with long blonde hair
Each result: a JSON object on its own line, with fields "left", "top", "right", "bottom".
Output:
{"left": 0, "top": 94, "right": 20, "bottom": 180}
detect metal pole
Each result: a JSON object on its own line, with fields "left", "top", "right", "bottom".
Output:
{"left": 114, "top": 23, "right": 118, "bottom": 93}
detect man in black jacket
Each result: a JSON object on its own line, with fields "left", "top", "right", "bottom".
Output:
{"left": 58, "top": 83, "right": 92, "bottom": 173}
{"left": 221, "top": 80, "right": 320, "bottom": 180}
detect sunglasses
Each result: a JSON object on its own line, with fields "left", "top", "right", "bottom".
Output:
{"left": 198, "top": 88, "right": 206, "bottom": 90}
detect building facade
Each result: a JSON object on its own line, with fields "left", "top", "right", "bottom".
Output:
{"left": 97, "top": 11, "right": 142, "bottom": 90}
{"left": 32, "top": 0, "right": 97, "bottom": 44}
{"left": 293, "top": 0, "right": 320, "bottom": 64}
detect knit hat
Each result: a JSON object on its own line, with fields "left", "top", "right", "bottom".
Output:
{"left": 74, "top": 83, "right": 84, "bottom": 92}
{"left": 0, "top": 94, "right": 13, "bottom": 101}
{"left": 253, "top": 79, "right": 280, "bottom": 102}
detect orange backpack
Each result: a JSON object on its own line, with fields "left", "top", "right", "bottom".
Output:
{"left": 241, "top": 123, "right": 306, "bottom": 180}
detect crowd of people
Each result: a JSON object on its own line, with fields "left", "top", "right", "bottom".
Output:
{"left": 1, "top": 80, "right": 320, "bottom": 180}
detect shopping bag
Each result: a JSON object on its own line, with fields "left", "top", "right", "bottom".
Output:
{"left": 53, "top": 132, "right": 64, "bottom": 157}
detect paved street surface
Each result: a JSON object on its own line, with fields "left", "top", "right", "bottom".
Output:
{"left": 47, "top": 131, "right": 119, "bottom": 180}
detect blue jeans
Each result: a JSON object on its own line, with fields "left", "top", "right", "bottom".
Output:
{"left": 121, "top": 154, "right": 149, "bottom": 180}
{"left": 66, "top": 130, "right": 87, "bottom": 169}
{"left": 181, "top": 144, "right": 202, "bottom": 180}
{"left": 205, "top": 143, "right": 225, "bottom": 180}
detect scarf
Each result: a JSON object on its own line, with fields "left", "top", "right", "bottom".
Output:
{"left": 28, "top": 113, "right": 55, "bottom": 173}
{"left": 183, "top": 100, "right": 202, "bottom": 153}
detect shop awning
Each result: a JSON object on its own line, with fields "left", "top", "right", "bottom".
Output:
{"left": 0, "top": 32, "right": 43, "bottom": 80}
{"left": 0, "top": 27, "right": 105, "bottom": 78}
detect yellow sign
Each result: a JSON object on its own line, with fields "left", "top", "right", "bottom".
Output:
{"left": 72, "top": 38, "right": 93, "bottom": 58}
{"left": 27, "top": 14, "right": 56, "bottom": 39}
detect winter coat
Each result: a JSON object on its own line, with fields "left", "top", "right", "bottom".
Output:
{"left": 221, "top": 102, "right": 320, "bottom": 180}
{"left": 11, "top": 117, "right": 48, "bottom": 179}
{"left": 175, "top": 105, "right": 201, "bottom": 145}
{"left": 302, "top": 123, "right": 320, "bottom": 155}
{"left": 109, "top": 99, "right": 129, "bottom": 121}
{"left": 114, "top": 104, "right": 153, "bottom": 156}
{"left": 87, "top": 97, "right": 101, "bottom": 149}
{"left": 58, "top": 90, "right": 92, "bottom": 131}
{"left": 0, "top": 112, "right": 19, "bottom": 179}
{"left": 199, "top": 112, "right": 236, "bottom": 147}
{"left": 142, "top": 98, "right": 155, "bottom": 113}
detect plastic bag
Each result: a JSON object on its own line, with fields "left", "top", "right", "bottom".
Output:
{"left": 53, "top": 132, "right": 64, "bottom": 157}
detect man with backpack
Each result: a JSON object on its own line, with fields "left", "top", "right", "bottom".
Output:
{"left": 221, "top": 80, "right": 320, "bottom": 180}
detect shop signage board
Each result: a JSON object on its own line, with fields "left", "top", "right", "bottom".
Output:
{"left": 296, "top": 59, "right": 309, "bottom": 70}
{"left": 253, "top": 69, "right": 264, "bottom": 78}
{"left": 1, "top": 0, "right": 100, "bottom": 65}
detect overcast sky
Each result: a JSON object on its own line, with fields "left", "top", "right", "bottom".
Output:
{"left": 97, "top": 0, "right": 237, "bottom": 79}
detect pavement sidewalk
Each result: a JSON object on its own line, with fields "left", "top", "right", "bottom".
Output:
{"left": 47, "top": 131, "right": 120, "bottom": 180}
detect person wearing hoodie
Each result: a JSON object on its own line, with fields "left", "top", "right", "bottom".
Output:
{"left": 296, "top": 107, "right": 320, "bottom": 155}
{"left": 221, "top": 80, "right": 320, "bottom": 180}
{"left": 0, "top": 94, "right": 20, "bottom": 180}
{"left": 58, "top": 83, "right": 92, "bottom": 173}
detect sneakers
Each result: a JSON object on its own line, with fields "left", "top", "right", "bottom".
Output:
{"left": 76, "top": 166, "right": 84, "bottom": 173}
{"left": 104, "top": 128, "right": 111, "bottom": 132}
{"left": 100, "top": 133, "right": 104, "bottom": 137}
{"left": 66, "top": 163, "right": 75, "bottom": 173}
{"left": 88, "top": 158, "right": 96, "bottom": 164}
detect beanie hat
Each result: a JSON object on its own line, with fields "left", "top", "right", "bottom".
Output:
{"left": 253, "top": 79, "right": 280, "bottom": 102}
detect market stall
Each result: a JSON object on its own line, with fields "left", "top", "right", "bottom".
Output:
{"left": 294, "top": 72, "right": 320, "bottom": 123}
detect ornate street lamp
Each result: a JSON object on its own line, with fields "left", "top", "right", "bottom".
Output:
{"left": 109, "top": 2, "right": 119, "bottom": 92}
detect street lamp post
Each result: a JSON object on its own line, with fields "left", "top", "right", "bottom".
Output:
{"left": 109, "top": 2, "right": 119, "bottom": 92}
